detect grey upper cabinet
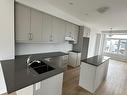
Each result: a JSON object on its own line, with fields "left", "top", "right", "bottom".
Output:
{"left": 15, "top": 3, "right": 30, "bottom": 42}
{"left": 42, "top": 13, "right": 53, "bottom": 43}
{"left": 52, "top": 17, "right": 66, "bottom": 43}
{"left": 65, "top": 22, "right": 72, "bottom": 37}
{"left": 73, "top": 24, "right": 79, "bottom": 43}
{"left": 30, "top": 9, "right": 43, "bottom": 42}
{"left": 65, "top": 22, "right": 78, "bottom": 43}
{"left": 16, "top": 3, "right": 43, "bottom": 43}
{"left": 83, "top": 26, "right": 91, "bottom": 38}
{"left": 15, "top": 3, "right": 79, "bottom": 43}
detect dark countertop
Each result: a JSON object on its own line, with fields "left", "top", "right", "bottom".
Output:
{"left": 81, "top": 55, "right": 110, "bottom": 66}
{"left": 0, "top": 52, "right": 67, "bottom": 93}
{"left": 69, "top": 50, "right": 81, "bottom": 53}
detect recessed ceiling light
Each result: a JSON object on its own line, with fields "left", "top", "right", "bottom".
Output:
{"left": 69, "top": 1, "right": 74, "bottom": 5}
{"left": 84, "top": 13, "right": 89, "bottom": 16}
{"left": 97, "top": 6, "right": 110, "bottom": 14}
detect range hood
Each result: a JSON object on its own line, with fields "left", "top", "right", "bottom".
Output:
{"left": 65, "top": 36, "right": 75, "bottom": 42}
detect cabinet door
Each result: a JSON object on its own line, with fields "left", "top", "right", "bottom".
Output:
{"left": 41, "top": 73, "right": 63, "bottom": 95}
{"left": 65, "top": 22, "right": 78, "bottom": 43}
{"left": 73, "top": 25, "right": 79, "bottom": 43}
{"left": 42, "top": 13, "right": 53, "bottom": 42}
{"left": 34, "top": 73, "right": 63, "bottom": 95}
{"left": 16, "top": 85, "right": 33, "bottom": 95}
{"left": 65, "top": 22, "right": 72, "bottom": 37}
{"left": 83, "top": 27, "right": 90, "bottom": 38}
{"left": 15, "top": 3, "right": 30, "bottom": 42}
{"left": 30, "top": 9, "right": 43, "bottom": 42}
{"left": 52, "top": 17, "right": 66, "bottom": 43}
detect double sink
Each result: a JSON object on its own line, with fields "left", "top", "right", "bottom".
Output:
{"left": 29, "top": 60, "right": 55, "bottom": 74}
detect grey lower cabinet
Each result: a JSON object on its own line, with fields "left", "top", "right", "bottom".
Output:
{"left": 16, "top": 85, "right": 33, "bottom": 95}
{"left": 33, "top": 73, "right": 63, "bottom": 95}
{"left": 79, "top": 60, "right": 109, "bottom": 93}
{"left": 16, "top": 73, "right": 63, "bottom": 95}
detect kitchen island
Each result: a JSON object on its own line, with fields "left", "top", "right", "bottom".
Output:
{"left": 79, "top": 55, "right": 110, "bottom": 93}
{"left": 0, "top": 52, "right": 67, "bottom": 95}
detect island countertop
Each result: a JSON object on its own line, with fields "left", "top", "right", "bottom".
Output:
{"left": 0, "top": 52, "right": 67, "bottom": 93}
{"left": 81, "top": 55, "right": 110, "bottom": 66}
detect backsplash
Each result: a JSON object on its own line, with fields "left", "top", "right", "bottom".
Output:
{"left": 15, "top": 42, "right": 72, "bottom": 55}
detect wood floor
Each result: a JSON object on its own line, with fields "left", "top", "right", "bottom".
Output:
{"left": 62, "top": 60, "right": 127, "bottom": 95}
{"left": 2, "top": 60, "right": 127, "bottom": 95}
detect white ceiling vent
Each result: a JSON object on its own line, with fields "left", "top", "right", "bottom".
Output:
{"left": 97, "top": 6, "right": 110, "bottom": 14}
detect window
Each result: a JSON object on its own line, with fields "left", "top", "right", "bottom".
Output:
{"left": 104, "top": 35, "right": 127, "bottom": 56}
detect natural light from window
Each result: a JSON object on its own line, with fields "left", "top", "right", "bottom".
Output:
{"left": 104, "top": 34, "right": 127, "bottom": 56}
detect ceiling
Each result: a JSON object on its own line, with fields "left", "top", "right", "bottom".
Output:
{"left": 43, "top": 0, "right": 127, "bottom": 30}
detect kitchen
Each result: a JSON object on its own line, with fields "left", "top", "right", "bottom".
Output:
{"left": 0, "top": 0, "right": 127, "bottom": 95}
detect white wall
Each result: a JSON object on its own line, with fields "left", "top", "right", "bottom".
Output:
{"left": 0, "top": 0, "right": 14, "bottom": 94}
{"left": 0, "top": 0, "right": 14, "bottom": 60}
{"left": 87, "top": 28, "right": 101, "bottom": 57}
{"left": 16, "top": 42, "right": 72, "bottom": 55}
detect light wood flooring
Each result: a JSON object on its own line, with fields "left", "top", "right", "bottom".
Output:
{"left": 2, "top": 60, "right": 127, "bottom": 95}
{"left": 62, "top": 60, "right": 127, "bottom": 95}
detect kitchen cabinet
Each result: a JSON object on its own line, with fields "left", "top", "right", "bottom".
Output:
{"left": 16, "top": 3, "right": 43, "bottom": 43}
{"left": 34, "top": 73, "right": 63, "bottom": 95}
{"left": 52, "top": 17, "right": 66, "bottom": 43}
{"left": 66, "top": 22, "right": 78, "bottom": 43}
{"left": 68, "top": 51, "right": 81, "bottom": 67}
{"left": 74, "top": 25, "right": 79, "bottom": 43}
{"left": 15, "top": 3, "right": 30, "bottom": 42}
{"left": 16, "top": 73, "right": 63, "bottom": 95}
{"left": 79, "top": 58, "right": 109, "bottom": 93}
{"left": 30, "top": 9, "right": 43, "bottom": 42}
{"left": 16, "top": 85, "right": 33, "bottom": 95}
{"left": 42, "top": 13, "right": 53, "bottom": 42}
{"left": 15, "top": 3, "right": 79, "bottom": 43}
{"left": 83, "top": 26, "right": 90, "bottom": 38}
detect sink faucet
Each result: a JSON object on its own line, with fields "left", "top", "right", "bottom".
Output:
{"left": 27, "top": 56, "right": 31, "bottom": 66}
{"left": 26, "top": 55, "right": 33, "bottom": 72}
{"left": 26, "top": 55, "right": 41, "bottom": 68}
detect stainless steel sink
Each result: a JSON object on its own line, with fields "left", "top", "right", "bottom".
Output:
{"left": 29, "top": 60, "right": 55, "bottom": 74}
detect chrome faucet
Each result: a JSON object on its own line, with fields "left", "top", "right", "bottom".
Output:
{"left": 26, "top": 55, "right": 32, "bottom": 69}
{"left": 26, "top": 55, "right": 41, "bottom": 68}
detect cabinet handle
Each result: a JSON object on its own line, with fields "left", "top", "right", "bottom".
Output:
{"left": 28, "top": 33, "right": 32, "bottom": 40}
{"left": 28, "top": 33, "right": 31, "bottom": 40}
{"left": 31, "top": 33, "right": 33, "bottom": 40}
{"left": 50, "top": 35, "right": 53, "bottom": 42}
{"left": 69, "top": 32, "right": 72, "bottom": 37}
